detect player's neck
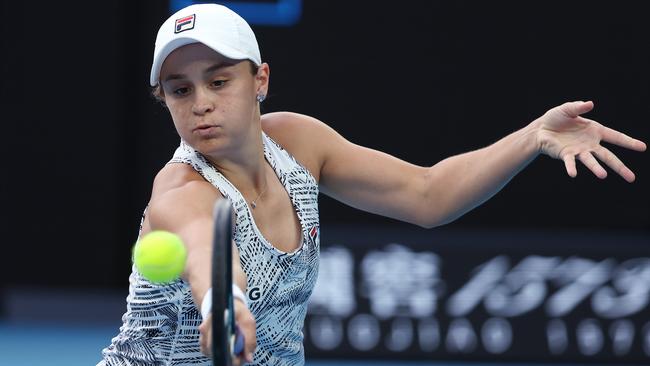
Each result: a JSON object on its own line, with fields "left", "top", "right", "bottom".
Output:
{"left": 208, "top": 131, "right": 268, "bottom": 193}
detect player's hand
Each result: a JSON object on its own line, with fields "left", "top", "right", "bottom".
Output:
{"left": 198, "top": 314, "right": 213, "bottom": 357}
{"left": 536, "top": 101, "right": 646, "bottom": 181}
{"left": 199, "top": 313, "right": 212, "bottom": 357}
{"left": 198, "top": 300, "right": 257, "bottom": 364}
{"left": 233, "top": 298, "right": 257, "bottom": 365}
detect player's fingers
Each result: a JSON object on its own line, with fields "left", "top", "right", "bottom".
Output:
{"left": 234, "top": 301, "right": 257, "bottom": 362}
{"left": 562, "top": 154, "right": 577, "bottom": 178}
{"left": 561, "top": 100, "right": 594, "bottom": 118}
{"left": 596, "top": 123, "right": 647, "bottom": 152}
{"left": 593, "top": 146, "right": 636, "bottom": 183}
{"left": 199, "top": 317, "right": 212, "bottom": 357}
{"left": 577, "top": 151, "right": 607, "bottom": 179}
{"left": 243, "top": 321, "right": 257, "bottom": 362}
{"left": 232, "top": 332, "right": 246, "bottom": 366}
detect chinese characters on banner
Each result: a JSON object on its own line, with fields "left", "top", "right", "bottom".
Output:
{"left": 304, "top": 228, "right": 650, "bottom": 363}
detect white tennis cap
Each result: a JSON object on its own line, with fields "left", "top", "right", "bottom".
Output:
{"left": 150, "top": 3, "right": 262, "bottom": 86}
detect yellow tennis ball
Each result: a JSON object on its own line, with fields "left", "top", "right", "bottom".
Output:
{"left": 133, "top": 231, "right": 187, "bottom": 284}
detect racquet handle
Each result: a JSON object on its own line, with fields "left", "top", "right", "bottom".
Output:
{"left": 233, "top": 325, "right": 246, "bottom": 356}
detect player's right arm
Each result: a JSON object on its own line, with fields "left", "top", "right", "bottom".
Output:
{"left": 145, "top": 163, "right": 256, "bottom": 362}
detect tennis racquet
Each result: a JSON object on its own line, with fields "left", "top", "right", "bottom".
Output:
{"left": 211, "top": 199, "right": 245, "bottom": 365}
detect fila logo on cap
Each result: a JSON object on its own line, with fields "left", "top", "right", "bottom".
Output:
{"left": 174, "top": 14, "right": 195, "bottom": 33}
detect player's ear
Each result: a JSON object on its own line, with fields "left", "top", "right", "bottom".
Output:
{"left": 152, "top": 84, "right": 167, "bottom": 108}
{"left": 254, "top": 62, "right": 270, "bottom": 98}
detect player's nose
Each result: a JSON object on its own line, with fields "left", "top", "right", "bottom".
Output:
{"left": 191, "top": 89, "right": 215, "bottom": 115}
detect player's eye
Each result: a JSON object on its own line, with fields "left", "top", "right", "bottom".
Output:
{"left": 173, "top": 87, "right": 190, "bottom": 96}
{"left": 211, "top": 79, "right": 227, "bottom": 88}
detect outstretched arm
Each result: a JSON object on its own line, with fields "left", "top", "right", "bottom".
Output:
{"left": 415, "top": 101, "right": 646, "bottom": 226}
{"left": 267, "top": 101, "right": 646, "bottom": 228}
{"left": 147, "top": 165, "right": 256, "bottom": 362}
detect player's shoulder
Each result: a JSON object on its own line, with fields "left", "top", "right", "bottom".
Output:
{"left": 145, "top": 163, "right": 220, "bottom": 232}
{"left": 150, "top": 163, "right": 216, "bottom": 201}
{"left": 261, "top": 112, "right": 336, "bottom": 180}
{"left": 261, "top": 111, "right": 326, "bottom": 139}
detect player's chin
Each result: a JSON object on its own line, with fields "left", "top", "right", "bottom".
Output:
{"left": 190, "top": 137, "right": 231, "bottom": 157}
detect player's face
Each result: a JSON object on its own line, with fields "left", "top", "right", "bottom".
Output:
{"left": 159, "top": 43, "right": 267, "bottom": 157}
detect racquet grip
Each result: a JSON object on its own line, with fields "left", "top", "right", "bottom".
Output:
{"left": 233, "top": 325, "right": 245, "bottom": 356}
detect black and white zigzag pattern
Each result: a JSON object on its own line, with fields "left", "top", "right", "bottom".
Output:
{"left": 98, "top": 133, "right": 320, "bottom": 366}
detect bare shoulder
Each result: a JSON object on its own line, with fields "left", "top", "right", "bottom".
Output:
{"left": 261, "top": 112, "right": 339, "bottom": 181}
{"left": 261, "top": 111, "right": 326, "bottom": 147}
{"left": 143, "top": 163, "right": 220, "bottom": 233}
{"left": 151, "top": 163, "right": 212, "bottom": 199}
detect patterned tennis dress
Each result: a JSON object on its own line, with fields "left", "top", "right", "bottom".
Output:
{"left": 99, "top": 133, "right": 320, "bottom": 365}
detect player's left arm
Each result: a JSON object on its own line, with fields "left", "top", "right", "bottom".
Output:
{"left": 263, "top": 102, "right": 646, "bottom": 228}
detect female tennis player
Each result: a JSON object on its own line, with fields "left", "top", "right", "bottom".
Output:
{"left": 99, "top": 3, "right": 646, "bottom": 366}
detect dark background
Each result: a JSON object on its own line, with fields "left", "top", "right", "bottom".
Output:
{"left": 1, "top": 0, "right": 648, "bottom": 289}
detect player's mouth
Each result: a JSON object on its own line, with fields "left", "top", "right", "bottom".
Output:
{"left": 193, "top": 124, "right": 221, "bottom": 136}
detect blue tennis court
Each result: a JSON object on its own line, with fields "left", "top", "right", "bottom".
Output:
{"left": 1, "top": 321, "right": 643, "bottom": 366}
